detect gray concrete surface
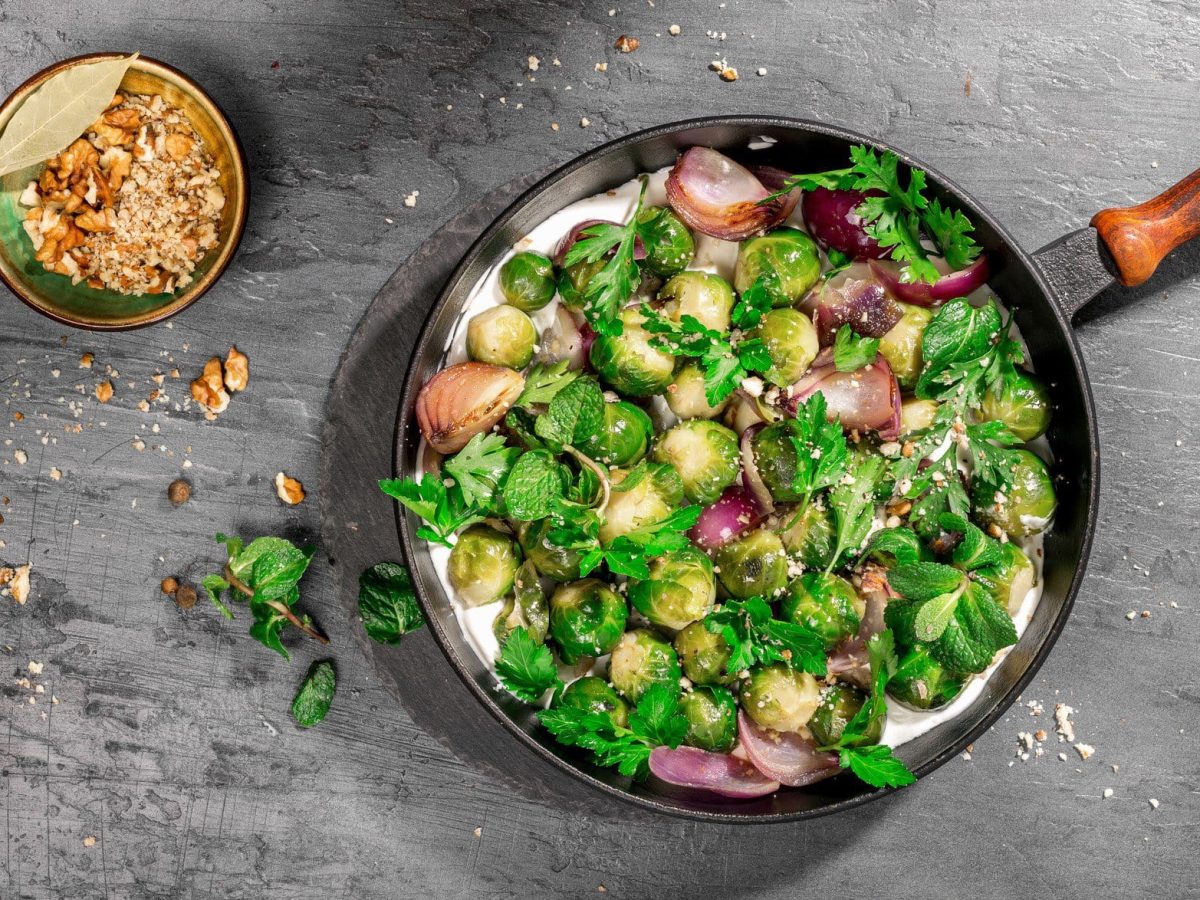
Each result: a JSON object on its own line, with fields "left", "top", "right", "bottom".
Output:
{"left": 2, "top": 0, "right": 1199, "bottom": 897}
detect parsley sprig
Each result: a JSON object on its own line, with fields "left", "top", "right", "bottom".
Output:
{"left": 547, "top": 496, "right": 701, "bottom": 580}
{"left": 780, "top": 392, "right": 850, "bottom": 530}
{"left": 495, "top": 626, "right": 562, "bottom": 703}
{"left": 826, "top": 453, "right": 887, "bottom": 573}
{"left": 703, "top": 597, "right": 827, "bottom": 677}
{"left": 832, "top": 324, "right": 880, "bottom": 373}
{"left": 562, "top": 178, "right": 649, "bottom": 337}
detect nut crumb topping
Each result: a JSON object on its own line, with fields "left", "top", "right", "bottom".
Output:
{"left": 275, "top": 472, "right": 306, "bottom": 506}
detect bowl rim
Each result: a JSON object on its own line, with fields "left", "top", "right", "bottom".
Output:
{"left": 0, "top": 51, "right": 249, "bottom": 331}
{"left": 394, "top": 114, "right": 1099, "bottom": 822}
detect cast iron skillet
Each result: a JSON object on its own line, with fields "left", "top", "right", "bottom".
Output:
{"left": 393, "top": 116, "right": 1200, "bottom": 822}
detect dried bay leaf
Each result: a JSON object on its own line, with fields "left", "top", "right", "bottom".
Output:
{"left": 0, "top": 53, "right": 138, "bottom": 177}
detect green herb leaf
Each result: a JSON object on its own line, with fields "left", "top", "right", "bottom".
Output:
{"left": 514, "top": 360, "right": 579, "bottom": 408}
{"left": 444, "top": 432, "right": 521, "bottom": 510}
{"left": 358, "top": 562, "right": 424, "bottom": 644}
{"left": 887, "top": 562, "right": 964, "bottom": 602}
{"left": 832, "top": 324, "right": 881, "bottom": 372}
{"left": 202, "top": 574, "right": 234, "bottom": 619}
{"left": 731, "top": 272, "right": 782, "bottom": 329}
{"left": 640, "top": 305, "right": 769, "bottom": 406}
{"left": 826, "top": 454, "right": 887, "bottom": 572}
{"left": 495, "top": 626, "right": 562, "bottom": 703}
{"left": 913, "top": 586, "right": 965, "bottom": 642}
{"left": 886, "top": 581, "right": 1018, "bottom": 675}
{"left": 291, "top": 660, "right": 336, "bottom": 728}
{"left": 786, "top": 392, "right": 850, "bottom": 504}
{"left": 861, "top": 527, "right": 924, "bottom": 567}
{"left": 535, "top": 376, "right": 605, "bottom": 449}
{"left": 627, "top": 682, "right": 688, "bottom": 747}
{"left": 757, "top": 166, "right": 854, "bottom": 204}
{"left": 704, "top": 597, "right": 827, "bottom": 677}
{"left": 380, "top": 475, "right": 484, "bottom": 547}
{"left": 829, "top": 629, "right": 900, "bottom": 751}
{"left": 938, "top": 512, "right": 1003, "bottom": 571}
{"left": 922, "top": 198, "right": 981, "bottom": 271}
{"left": 839, "top": 744, "right": 916, "bottom": 789}
{"left": 501, "top": 450, "right": 571, "bottom": 521}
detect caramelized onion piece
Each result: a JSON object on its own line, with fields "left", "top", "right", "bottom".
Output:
{"left": 799, "top": 262, "right": 904, "bottom": 346}
{"left": 786, "top": 348, "right": 901, "bottom": 441}
{"left": 648, "top": 745, "right": 781, "bottom": 799}
{"left": 737, "top": 712, "right": 841, "bottom": 787}
{"left": 416, "top": 362, "right": 524, "bottom": 454}
{"left": 665, "top": 147, "right": 791, "bottom": 241}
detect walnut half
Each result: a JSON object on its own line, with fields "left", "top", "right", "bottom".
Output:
{"left": 190, "top": 356, "right": 230, "bottom": 419}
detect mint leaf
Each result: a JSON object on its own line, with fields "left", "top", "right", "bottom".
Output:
{"left": 495, "top": 626, "right": 562, "bottom": 703}
{"left": 444, "top": 432, "right": 521, "bottom": 509}
{"left": 938, "top": 512, "right": 1003, "bottom": 571}
{"left": 535, "top": 375, "right": 605, "bottom": 449}
{"left": 291, "top": 660, "right": 336, "bottom": 728}
{"left": 832, "top": 325, "right": 881, "bottom": 372}
{"left": 358, "top": 562, "right": 424, "bottom": 645}
{"left": 840, "top": 744, "right": 916, "bottom": 789}
{"left": 501, "top": 450, "right": 570, "bottom": 521}
{"left": 861, "top": 527, "right": 924, "bottom": 567}
{"left": 888, "top": 562, "right": 964, "bottom": 602}
{"left": 913, "top": 587, "right": 964, "bottom": 642}
{"left": 202, "top": 574, "right": 233, "bottom": 619}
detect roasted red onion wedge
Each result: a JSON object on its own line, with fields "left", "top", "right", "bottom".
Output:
{"left": 737, "top": 712, "right": 841, "bottom": 787}
{"left": 648, "top": 745, "right": 781, "bottom": 799}
{"left": 786, "top": 348, "right": 902, "bottom": 440}
{"left": 665, "top": 147, "right": 792, "bottom": 241}
{"left": 416, "top": 362, "right": 525, "bottom": 454}
{"left": 739, "top": 423, "right": 775, "bottom": 514}
{"left": 799, "top": 262, "right": 904, "bottom": 346}
{"left": 869, "top": 254, "right": 989, "bottom": 307}
{"left": 751, "top": 164, "right": 803, "bottom": 220}
{"left": 689, "top": 482, "right": 767, "bottom": 551}
{"left": 801, "top": 187, "right": 890, "bottom": 260}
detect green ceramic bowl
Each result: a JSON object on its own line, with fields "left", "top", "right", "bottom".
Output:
{"left": 0, "top": 53, "right": 248, "bottom": 330}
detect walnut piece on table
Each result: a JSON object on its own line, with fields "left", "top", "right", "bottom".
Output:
{"left": 275, "top": 472, "right": 305, "bottom": 506}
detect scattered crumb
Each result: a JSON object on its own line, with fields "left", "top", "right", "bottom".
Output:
{"left": 1058, "top": 752, "right": 1068, "bottom": 762}
{"left": 527, "top": 55, "right": 540, "bottom": 71}
{"left": 1125, "top": 610, "right": 1136, "bottom": 620}
{"left": 174, "top": 583, "right": 197, "bottom": 610}
{"left": 1102, "top": 788, "right": 1114, "bottom": 799}
{"left": 1075, "top": 742, "right": 1095, "bottom": 761}
{"left": 669, "top": 24, "right": 680, "bottom": 35}
{"left": 79, "top": 352, "right": 94, "bottom": 369}
{"left": 1149, "top": 798, "right": 1160, "bottom": 809}
{"left": 28, "top": 660, "right": 43, "bottom": 675}
{"left": 96, "top": 381, "right": 113, "bottom": 403}
{"left": 275, "top": 472, "right": 306, "bottom": 506}
{"left": 9, "top": 564, "right": 30, "bottom": 605}
{"left": 50, "top": 467, "right": 62, "bottom": 481}
{"left": 595, "top": 62, "right": 608, "bottom": 72}
{"left": 580, "top": 117, "right": 591, "bottom": 128}
{"left": 615, "top": 35, "right": 639, "bottom": 53}
{"left": 83, "top": 835, "right": 97, "bottom": 848}
{"left": 473, "top": 826, "right": 482, "bottom": 839}
{"left": 961, "top": 751, "right": 972, "bottom": 761}
{"left": 168, "top": 478, "right": 192, "bottom": 506}
{"left": 1054, "top": 703, "right": 1075, "bottom": 742}
{"left": 551, "top": 122, "right": 560, "bottom": 132}
{"left": 404, "top": 191, "right": 419, "bottom": 208}
{"left": 161, "top": 576, "right": 179, "bottom": 596}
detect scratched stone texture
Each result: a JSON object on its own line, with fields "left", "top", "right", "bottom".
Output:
{"left": 2, "top": 0, "right": 1199, "bottom": 897}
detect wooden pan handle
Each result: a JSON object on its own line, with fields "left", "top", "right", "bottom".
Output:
{"left": 1092, "top": 167, "right": 1200, "bottom": 287}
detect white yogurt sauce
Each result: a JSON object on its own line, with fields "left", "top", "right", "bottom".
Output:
{"left": 419, "top": 169, "right": 1047, "bottom": 750}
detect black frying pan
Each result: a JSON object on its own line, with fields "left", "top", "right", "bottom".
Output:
{"left": 393, "top": 115, "right": 1200, "bottom": 822}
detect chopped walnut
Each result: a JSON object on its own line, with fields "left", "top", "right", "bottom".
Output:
{"left": 10, "top": 564, "right": 30, "bottom": 605}
{"left": 223, "top": 346, "right": 249, "bottom": 392}
{"left": 615, "top": 35, "right": 639, "bottom": 53}
{"left": 275, "top": 472, "right": 306, "bottom": 506}
{"left": 95, "top": 380, "right": 113, "bottom": 403}
{"left": 190, "top": 356, "right": 230, "bottom": 419}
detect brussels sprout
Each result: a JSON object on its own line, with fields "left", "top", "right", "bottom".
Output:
{"left": 887, "top": 646, "right": 966, "bottom": 710}
{"left": 879, "top": 303, "right": 932, "bottom": 390}
{"left": 975, "top": 541, "right": 1036, "bottom": 615}
{"left": 448, "top": 524, "right": 522, "bottom": 607}
{"left": 559, "top": 676, "right": 629, "bottom": 729}
{"left": 499, "top": 251, "right": 556, "bottom": 312}
{"left": 980, "top": 367, "right": 1052, "bottom": 442}
{"left": 972, "top": 449, "right": 1056, "bottom": 539}
{"left": 680, "top": 685, "right": 738, "bottom": 752}
{"left": 780, "top": 572, "right": 861, "bottom": 651}
{"left": 466, "top": 306, "right": 538, "bottom": 371}
{"left": 637, "top": 206, "right": 696, "bottom": 277}
{"left": 651, "top": 420, "right": 739, "bottom": 505}
{"left": 557, "top": 258, "right": 607, "bottom": 312}
{"left": 750, "top": 421, "right": 804, "bottom": 503}
{"left": 674, "top": 620, "right": 733, "bottom": 685}
{"left": 733, "top": 227, "right": 821, "bottom": 304}
{"left": 628, "top": 545, "right": 716, "bottom": 631}
{"left": 740, "top": 664, "right": 822, "bottom": 733}
{"left": 589, "top": 307, "right": 677, "bottom": 398}
{"left": 899, "top": 398, "right": 939, "bottom": 435}
{"left": 713, "top": 528, "right": 788, "bottom": 599}
{"left": 608, "top": 628, "right": 682, "bottom": 702}
{"left": 808, "top": 683, "right": 882, "bottom": 748}
{"left": 666, "top": 361, "right": 730, "bottom": 420}
{"left": 549, "top": 578, "right": 628, "bottom": 663}
{"left": 519, "top": 518, "right": 583, "bottom": 582}
{"left": 579, "top": 400, "right": 653, "bottom": 466}
{"left": 600, "top": 463, "right": 684, "bottom": 544}
{"left": 778, "top": 503, "right": 835, "bottom": 569}
{"left": 751, "top": 308, "right": 820, "bottom": 386}
{"left": 493, "top": 560, "right": 549, "bottom": 644}
{"left": 658, "top": 271, "right": 735, "bottom": 332}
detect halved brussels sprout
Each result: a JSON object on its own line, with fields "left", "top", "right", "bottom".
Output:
{"left": 972, "top": 449, "right": 1056, "bottom": 539}
{"left": 750, "top": 421, "right": 804, "bottom": 503}
{"left": 751, "top": 308, "right": 820, "bottom": 387}
{"left": 590, "top": 307, "right": 677, "bottom": 398}
{"left": 899, "top": 398, "right": 939, "bottom": 435}
{"left": 579, "top": 400, "right": 654, "bottom": 466}
{"left": 559, "top": 676, "right": 629, "bottom": 729}
{"left": 674, "top": 620, "right": 733, "bottom": 685}
{"left": 779, "top": 572, "right": 861, "bottom": 651}
{"left": 733, "top": 227, "right": 821, "bottom": 304}
{"left": 651, "top": 419, "right": 740, "bottom": 505}
{"left": 499, "top": 251, "right": 556, "bottom": 312}
{"left": 713, "top": 528, "right": 788, "bottom": 599}
{"left": 739, "top": 663, "right": 821, "bottom": 733}
{"left": 608, "top": 628, "right": 682, "bottom": 702}
{"left": 658, "top": 271, "right": 735, "bottom": 332}
{"left": 637, "top": 206, "right": 695, "bottom": 277}
{"left": 778, "top": 503, "right": 835, "bottom": 569}
{"left": 887, "top": 646, "right": 966, "bottom": 710}
{"left": 808, "top": 683, "right": 882, "bottom": 748}
{"left": 466, "top": 306, "right": 538, "bottom": 371}
{"left": 448, "top": 524, "right": 522, "bottom": 607}
{"left": 628, "top": 545, "right": 716, "bottom": 631}
{"left": 980, "top": 367, "right": 1052, "bottom": 442}
{"left": 549, "top": 578, "right": 628, "bottom": 663}
{"left": 557, "top": 258, "right": 607, "bottom": 312}
{"left": 600, "top": 463, "right": 684, "bottom": 544}
{"left": 879, "top": 303, "right": 932, "bottom": 390}
{"left": 974, "top": 541, "right": 1036, "bottom": 615}
{"left": 680, "top": 685, "right": 738, "bottom": 752}
{"left": 666, "top": 361, "right": 729, "bottom": 420}
{"left": 493, "top": 560, "right": 549, "bottom": 644}
{"left": 519, "top": 518, "right": 583, "bottom": 582}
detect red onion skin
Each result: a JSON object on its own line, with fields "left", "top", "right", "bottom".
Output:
{"left": 648, "top": 745, "right": 781, "bottom": 799}
{"left": 737, "top": 712, "right": 841, "bottom": 787}
{"left": 787, "top": 349, "right": 902, "bottom": 441}
{"left": 738, "top": 424, "right": 775, "bottom": 514}
{"left": 799, "top": 262, "right": 903, "bottom": 346}
{"left": 751, "top": 164, "right": 803, "bottom": 220}
{"left": 689, "top": 483, "right": 767, "bottom": 551}
{"left": 869, "top": 255, "right": 990, "bottom": 307}
{"left": 802, "top": 188, "right": 889, "bottom": 260}
{"left": 665, "top": 147, "right": 791, "bottom": 242}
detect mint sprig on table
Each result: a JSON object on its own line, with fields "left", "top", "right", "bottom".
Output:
{"left": 202, "top": 534, "right": 327, "bottom": 660}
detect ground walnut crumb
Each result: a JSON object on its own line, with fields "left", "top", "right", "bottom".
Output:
{"left": 19, "top": 92, "right": 225, "bottom": 295}
{"left": 9, "top": 564, "right": 30, "bottom": 605}
{"left": 275, "top": 472, "right": 305, "bottom": 505}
